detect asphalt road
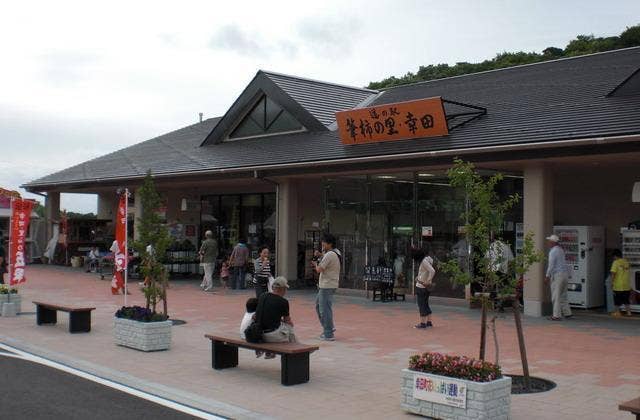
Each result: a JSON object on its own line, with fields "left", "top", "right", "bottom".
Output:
{"left": 0, "top": 353, "right": 205, "bottom": 420}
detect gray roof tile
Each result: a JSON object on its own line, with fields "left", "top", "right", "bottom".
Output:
{"left": 24, "top": 47, "right": 640, "bottom": 189}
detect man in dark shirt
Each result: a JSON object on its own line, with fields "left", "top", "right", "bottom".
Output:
{"left": 255, "top": 277, "right": 296, "bottom": 344}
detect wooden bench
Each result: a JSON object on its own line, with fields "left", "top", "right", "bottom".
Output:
{"left": 33, "top": 301, "right": 96, "bottom": 333}
{"left": 620, "top": 397, "right": 640, "bottom": 419}
{"left": 204, "top": 334, "right": 319, "bottom": 386}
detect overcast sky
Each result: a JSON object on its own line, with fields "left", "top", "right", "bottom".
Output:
{"left": 1, "top": 0, "right": 638, "bottom": 213}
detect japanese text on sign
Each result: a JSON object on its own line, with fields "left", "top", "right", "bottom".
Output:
{"left": 413, "top": 373, "right": 467, "bottom": 409}
{"left": 336, "top": 97, "right": 448, "bottom": 145}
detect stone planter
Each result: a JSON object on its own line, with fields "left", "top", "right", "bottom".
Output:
{"left": 0, "top": 294, "right": 21, "bottom": 314}
{"left": 401, "top": 369, "right": 511, "bottom": 420}
{"left": 114, "top": 317, "right": 172, "bottom": 351}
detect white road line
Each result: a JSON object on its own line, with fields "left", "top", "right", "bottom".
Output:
{"left": 0, "top": 343, "right": 225, "bottom": 420}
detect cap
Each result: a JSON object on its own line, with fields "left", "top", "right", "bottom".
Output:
{"left": 546, "top": 234, "right": 560, "bottom": 242}
{"left": 271, "top": 276, "right": 289, "bottom": 289}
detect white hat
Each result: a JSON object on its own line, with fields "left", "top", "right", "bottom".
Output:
{"left": 271, "top": 276, "right": 289, "bottom": 289}
{"left": 546, "top": 234, "right": 560, "bottom": 242}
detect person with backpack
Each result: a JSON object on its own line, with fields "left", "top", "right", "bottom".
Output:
{"left": 312, "top": 232, "right": 342, "bottom": 341}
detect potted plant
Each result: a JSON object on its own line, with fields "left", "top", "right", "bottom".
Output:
{"left": 114, "top": 305, "right": 172, "bottom": 351}
{"left": 401, "top": 352, "right": 511, "bottom": 419}
{"left": 0, "top": 285, "right": 21, "bottom": 314}
{"left": 113, "top": 172, "right": 173, "bottom": 351}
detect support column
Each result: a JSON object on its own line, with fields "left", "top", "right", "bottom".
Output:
{"left": 44, "top": 192, "right": 60, "bottom": 240}
{"left": 133, "top": 189, "right": 143, "bottom": 241}
{"left": 276, "top": 179, "right": 298, "bottom": 281}
{"left": 523, "top": 163, "right": 554, "bottom": 317}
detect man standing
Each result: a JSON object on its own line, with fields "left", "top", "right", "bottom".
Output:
{"left": 486, "top": 237, "right": 514, "bottom": 312}
{"left": 545, "top": 234, "right": 572, "bottom": 320}
{"left": 229, "top": 239, "right": 249, "bottom": 290}
{"left": 313, "top": 233, "right": 341, "bottom": 341}
{"left": 199, "top": 230, "right": 218, "bottom": 292}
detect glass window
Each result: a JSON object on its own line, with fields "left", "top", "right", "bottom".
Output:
{"left": 229, "top": 94, "right": 303, "bottom": 139}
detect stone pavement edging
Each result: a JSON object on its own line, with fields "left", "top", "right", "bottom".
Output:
{"left": 0, "top": 334, "right": 271, "bottom": 420}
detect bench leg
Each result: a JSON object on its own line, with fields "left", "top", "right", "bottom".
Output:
{"left": 212, "top": 340, "right": 238, "bottom": 370}
{"left": 36, "top": 306, "right": 57, "bottom": 325}
{"left": 69, "top": 311, "right": 91, "bottom": 333}
{"left": 281, "top": 352, "right": 310, "bottom": 386}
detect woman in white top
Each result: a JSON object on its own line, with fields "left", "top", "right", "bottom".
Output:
{"left": 413, "top": 247, "right": 436, "bottom": 328}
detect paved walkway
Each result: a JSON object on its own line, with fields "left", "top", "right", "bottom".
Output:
{"left": 1, "top": 265, "right": 639, "bottom": 419}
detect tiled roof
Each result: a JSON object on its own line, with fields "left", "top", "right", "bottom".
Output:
{"left": 262, "top": 71, "right": 377, "bottom": 127}
{"left": 24, "top": 47, "right": 640, "bottom": 190}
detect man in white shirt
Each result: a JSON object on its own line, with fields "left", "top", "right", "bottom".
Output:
{"left": 313, "top": 233, "right": 341, "bottom": 341}
{"left": 545, "top": 234, "right": 572, "bottom": 320}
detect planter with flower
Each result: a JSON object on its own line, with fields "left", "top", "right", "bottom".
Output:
{"left": 402, "top": 352, "right": 511, "bottom": 419}
{"left": 0, "top": 285, "right": 21, "bottom": 315}
{"left": 114, "top": 305, "right": 171, "bottom": 351}
{"left": 113, "top": 172, "right": 173, "bottom": 352}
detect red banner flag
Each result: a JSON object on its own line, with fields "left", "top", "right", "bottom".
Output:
{"left": 9, "top": 199, "right": 35, "bottom": 285}
{"left": 110, "top": 192, "right": 128, "bottom": 294}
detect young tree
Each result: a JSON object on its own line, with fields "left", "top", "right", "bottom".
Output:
{"left": 439, "top": 159, "right": 543, "bottom": 390}
{"left": 133, "top": 172, "right": 172, "bottom": 318}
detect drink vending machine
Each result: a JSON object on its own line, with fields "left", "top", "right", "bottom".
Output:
{"left": 553, "top": 226, "right": 605, "bottom": 308}
{"left": 621, "top": 228, "right": 640, "bottom": 312}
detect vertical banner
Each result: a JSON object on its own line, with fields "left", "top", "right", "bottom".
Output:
{"left": 9, "top": 199, "right": 35, "bottom": 286}
{"left": 110, "top": 191, "right": 128, "bottom": 296}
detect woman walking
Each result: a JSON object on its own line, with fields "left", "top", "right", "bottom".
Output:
{"left": 413, "top": 246, "right": 435, "bottom": 328}
{"left": 253, "top": 247, "right": 272, "bottom": 298}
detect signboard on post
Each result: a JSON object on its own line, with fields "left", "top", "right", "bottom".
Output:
{"left": 336, "top": 97, "right": 449, "bottom": 145}
{"left": 412, "top": 372, "right": 467, "bottom": 409}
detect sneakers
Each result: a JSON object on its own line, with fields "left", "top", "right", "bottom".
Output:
{"left": 264, "top": 352, "right": 276, "bottom": 359}
{"left": 414, "top": 323, "right": 427, "bottom": 329}
{"left": 426, "top": 321, "right": 433, "bottom": 327}
{"left": 319, "top": 334, "right": 335, "bottom": 341}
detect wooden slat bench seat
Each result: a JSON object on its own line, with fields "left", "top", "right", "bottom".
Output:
{"left": 620, "top": 397, "right": 640, "bottom": 419}
{"left": 204, "top": 334, "right": 319, "bottom": 386}
{"left": 33, "top": 301, "right": 96, "bottom": 333}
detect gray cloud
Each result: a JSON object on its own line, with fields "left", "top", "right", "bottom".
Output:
{"left": 296, "top": 15, "right": 362, "bottom": 58}
{"left": 39, "top": 51, "right": 100, "bottom": 85}
{"left": 209, "top": 24, "right": 298, "bottom": 58}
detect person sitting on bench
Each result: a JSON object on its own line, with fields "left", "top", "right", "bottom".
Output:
{"left": 255, "top": 276, "right": 296, "bottom": 358}
{"left": 84, "top": 246, "right": 100, "bottom": 273}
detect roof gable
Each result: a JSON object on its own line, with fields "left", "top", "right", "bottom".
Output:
{"left": 201, "top": 71, "right": 328, "bottom": 145}
{"left": 608, "top": 67, "right": 640, "bottom": 97}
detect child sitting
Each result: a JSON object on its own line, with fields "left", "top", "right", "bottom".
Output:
{"left": 239, "top": 297, "right": 264, "bottom": 358}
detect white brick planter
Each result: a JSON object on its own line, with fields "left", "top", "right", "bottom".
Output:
{"left": 401, "top": 369, "right": 511, "bottom": 419}
{"left": 114, "top": 317, "right": 172, "bottom": 352}
{"left": 0, "top": 294, "right": 21, "bottom": 314}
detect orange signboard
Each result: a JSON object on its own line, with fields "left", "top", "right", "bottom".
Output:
{"left": 336, "top": 97, "right": 449, "bottom": 145}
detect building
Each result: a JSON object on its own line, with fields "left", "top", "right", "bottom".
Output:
{"left": 23, "top": 47, "right": 640, "bottom": 316}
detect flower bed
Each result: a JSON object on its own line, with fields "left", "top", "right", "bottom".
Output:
{"left": 402, "top": 352, "right": 510, "bottom": 419}
{"left": 0, "top": 285, "right": 21, "bottom": 314}
{"left": 114, "top": 306, "right": 171, "bottom": 351}
{"left": 115, "top": 305, "right": 168, "bottom": 322}
{"left": 408, "top": 352, "right": 502, "bottom": 382}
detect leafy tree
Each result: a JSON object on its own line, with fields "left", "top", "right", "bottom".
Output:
{"left": 439, "top": 159, "right": 543, "bottom": 390}
{"left": 132, "top": 172, "right": 172, "bottom": 318}
{"left": 367, "top": 24, "right": 640, "bottom": 89}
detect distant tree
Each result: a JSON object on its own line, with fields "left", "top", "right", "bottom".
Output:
{"left": 619, "top": 25, "right": 640, "bottom": 47}
{"left": 366, "top": 24, "right": 640, "bottom": 89}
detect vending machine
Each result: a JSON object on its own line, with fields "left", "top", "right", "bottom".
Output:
{"left": 621, "top": 228, "right": 640, "bottom": 312}
{"left": 553, "top": 226, "right": 605, "bottom": 308}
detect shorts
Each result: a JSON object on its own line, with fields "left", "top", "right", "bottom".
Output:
{"left": 614, "top": 290, "right": 630, "bottom": 306}
{"left": 416, "top": 287, "right": 432, "bottom": 317}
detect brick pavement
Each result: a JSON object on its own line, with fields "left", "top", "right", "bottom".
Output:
{"left": 1, "top": 265, "right": 639, "bottom": 419}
